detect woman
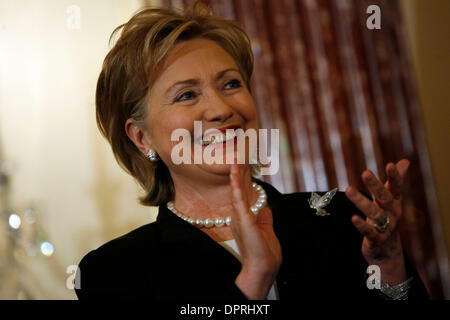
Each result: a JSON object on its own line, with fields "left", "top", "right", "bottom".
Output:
{"left": 75, "top": 2, "right": 428, "bottom": 300}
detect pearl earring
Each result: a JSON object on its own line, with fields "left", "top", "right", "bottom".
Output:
{"left": 147, "top": 149, "right": 158, "bottom": 162}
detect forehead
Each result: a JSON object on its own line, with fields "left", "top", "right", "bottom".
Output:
{"left": 154, "top": 38, "right": 239, "bottom": 85}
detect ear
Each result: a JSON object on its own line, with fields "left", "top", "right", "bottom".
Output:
{"left": 125, "top": 118, "right": 153, "bottom": 155}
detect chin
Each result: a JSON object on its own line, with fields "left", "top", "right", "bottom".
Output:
{"left": 202, "top": 163, "right": 234, "bottom": 176}
{"left": 202, "top": 161, "right": 254, "bottom": 176}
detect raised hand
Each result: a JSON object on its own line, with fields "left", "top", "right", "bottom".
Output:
{"left": 229, "top": 163, "right": 282, "bottom": 299}
{"left": 345, "top": 159, "right": 411, "bottom": 285}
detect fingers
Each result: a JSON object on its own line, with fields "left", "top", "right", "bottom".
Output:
{"left": 230, "top": 164, "right": 253, "bottom": 225}
{"left": 345, "top": 186, "right": 384, "bottom": 221}
{"left": 386, "top": 162, "right": 402, "bottom": 200}
{"left": 387, "top": 159, "right": 409, "bottom": 200}
{"left": 346, "top": 159, "right": 410, "bottom": 236}
{"left": 361, "top": 170, "right": 394, "bottom": 212}
{"left": 346, "top": 186, "right": 397, "bottom": 233}
{"left": 358, "top": 159, "right": 410, "bottom": 211}
{"left": 351, "top": 215, "right": 380, "bottom": 243}
{"left": 346, "top": 160, "right": 410, "bottom": 252}
{"left": 395, "top": 158, "right": 410, "bottom": 177}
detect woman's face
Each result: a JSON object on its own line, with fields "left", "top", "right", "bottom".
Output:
{"left": 144, "top": 37, "right": 258, "bottom": 183}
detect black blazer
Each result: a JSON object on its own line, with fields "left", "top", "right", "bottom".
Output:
{"left": 75, "top": 180, "right": 428, "bottom": 300}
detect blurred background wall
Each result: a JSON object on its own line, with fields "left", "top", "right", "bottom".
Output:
{"left": 0, "top": 0, "right": 159, "bottom": 299}
{"left": 400, "top": 0, "right": 450, "bottom": 297}
{"left": 0, "top": 0, "right": 448, "bottom": 299}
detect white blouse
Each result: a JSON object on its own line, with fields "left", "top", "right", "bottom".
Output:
{"left": 217, "top": 239, "right": 280, "bottom": 300}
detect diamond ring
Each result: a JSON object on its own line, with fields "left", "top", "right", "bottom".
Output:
{"left": 373, "top": 211, "right": 390, "bottom": 233}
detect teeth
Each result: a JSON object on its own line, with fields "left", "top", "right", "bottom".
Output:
{"left": 226, "top": 130, "right": 236, "bottom": 140}
{"left": 201, "top": 130, "right": 236, "bottom": 146}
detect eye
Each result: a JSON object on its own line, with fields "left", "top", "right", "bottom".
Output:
{"left": 224, "top": 79, "right": 242, "bottom": 90}
{"left": 174, "top": 91, "right": 197, "bottom": 103}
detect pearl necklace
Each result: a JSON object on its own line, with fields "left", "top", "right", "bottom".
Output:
{"left": 166, "top": 182, "right": 267, "bottom": 228}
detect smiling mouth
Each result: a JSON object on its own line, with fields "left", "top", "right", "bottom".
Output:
{"left": 200, "top": 129, "right": 238, "bottom": 146}
{"left": 195, "top": 125, "right": 243, "bottom": 146}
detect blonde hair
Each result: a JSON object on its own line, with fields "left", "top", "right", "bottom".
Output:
{"left": 95, "top": 1, "right": 257, "bottom": 206}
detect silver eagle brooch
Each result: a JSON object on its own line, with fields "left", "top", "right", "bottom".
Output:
{"left": 308, "top": 188, "right": 338, "bottom": 216}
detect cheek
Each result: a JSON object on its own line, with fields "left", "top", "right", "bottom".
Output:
{"left": 151, "top": 111, "right": 197, "bottom": 150}
{"left": 166, "top": 109, "right": 199, "bottom": 134}
{"left": 235, "top": 93, "right": 257, "bottom": 122}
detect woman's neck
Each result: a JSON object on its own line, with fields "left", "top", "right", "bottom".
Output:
{"left": 170, "top": 168, "right": 257, "bottom": 221}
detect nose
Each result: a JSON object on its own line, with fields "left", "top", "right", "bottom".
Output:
{"left": 203, "top": 89, "right": 233, "bottom": 123}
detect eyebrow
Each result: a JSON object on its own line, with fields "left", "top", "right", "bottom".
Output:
{"left": 164, "top": 68, "right": 241, "bottom": 98}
